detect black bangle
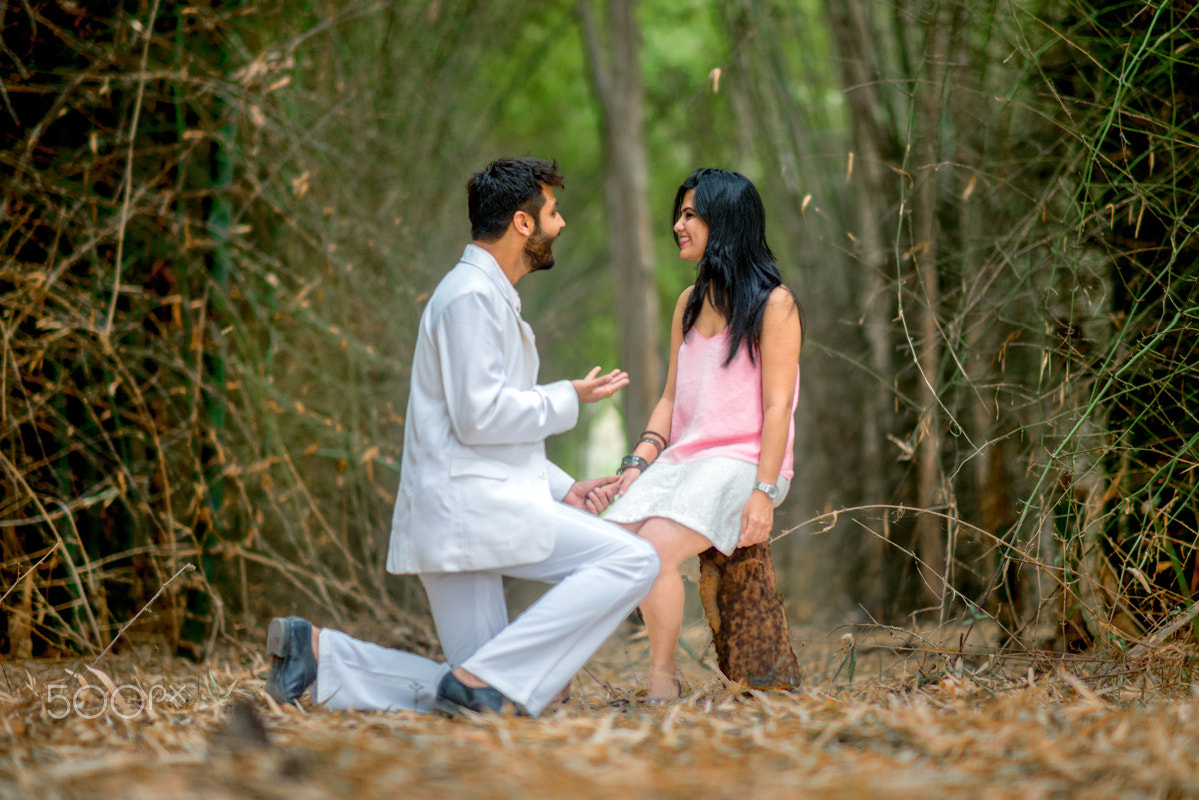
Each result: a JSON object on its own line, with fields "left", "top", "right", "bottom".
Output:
{"left": 618, "top": 454, "right": 650, "bottom": 474}
{"left": 637, "top": 435, "right": 664, "bottom": 455}
{"left": 640, "top": 430, "right": 668, "bottom": 447}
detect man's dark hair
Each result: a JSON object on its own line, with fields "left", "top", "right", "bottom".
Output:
{"left": 468, "top": 157, "right": 564, "bottom": 241}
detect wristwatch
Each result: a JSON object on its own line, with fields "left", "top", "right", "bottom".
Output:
{"left": 753, "top": 481, "right": 780, "bottom": 500}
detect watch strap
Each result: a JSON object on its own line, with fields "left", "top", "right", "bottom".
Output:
{"left": 753, "top": 480, "right": 779, "bottom": 499}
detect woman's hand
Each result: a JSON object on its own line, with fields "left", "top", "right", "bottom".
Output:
{"left": 612, "top": 466, "right": 643, "bottom": 499}
{"left": 737, "top": 490, "right": 775, "bottom": 548}
{"left": 564, "top": 475, "right": 622, "bottom": 516}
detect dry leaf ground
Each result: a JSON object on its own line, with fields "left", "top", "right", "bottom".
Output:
{"left": 3, "top": 622, "right": 1199, "bottom": 799}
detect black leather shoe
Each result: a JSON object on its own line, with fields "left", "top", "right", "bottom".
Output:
{"left": 434, "top": 671, "right": 509, "bottom": 716}
{"left": 264, "top": 616, "right": 317, "bottom": 705}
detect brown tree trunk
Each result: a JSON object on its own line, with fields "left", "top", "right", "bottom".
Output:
{"left": 910, "top": 5, "right": 959, "bottom": 611}
{"left": 578, "top": 0, "right": 661, "bottom": 445}
{"left": 698, "top": 543, "right": 802, "bottom": 688}
{"left": 826, "top": 0, "right": 899, "bottom": 616}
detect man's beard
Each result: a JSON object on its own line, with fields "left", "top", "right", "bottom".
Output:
{"left": 525, "top": 226, "right": 556, "bottom": 272}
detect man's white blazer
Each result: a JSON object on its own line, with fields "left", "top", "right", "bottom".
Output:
{"left": 386, "top": 244, "right": 580, "bottom": 574}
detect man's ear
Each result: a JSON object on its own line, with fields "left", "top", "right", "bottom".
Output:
{"left": 512, "top": 209, "right": 535, "bottom": 237}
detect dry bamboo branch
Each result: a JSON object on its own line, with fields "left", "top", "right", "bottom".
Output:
{"left": 0, "top": 541, "right": 60, "bottom": 608}
{"left": 0, "top": 486, "right": 121, "bottom": 529}
{"left": 0, "top": 452, "right": 103, "bottom": 649}
{"left": 89, "top": 563, "right": 196, "bottom": 668}
{"left": 105, "top": 0, "right": 162, "bottom": 340}
{"left": 1125, "top": 600, "right": 1199, "bottom": 659}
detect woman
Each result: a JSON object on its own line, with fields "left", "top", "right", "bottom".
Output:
{"left": 602, "top": 168, "right": 803, "bottom": 700}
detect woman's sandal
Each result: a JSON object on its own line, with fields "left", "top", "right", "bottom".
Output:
{"left": 637, "top": 673, "right": 688, "bottom": 705}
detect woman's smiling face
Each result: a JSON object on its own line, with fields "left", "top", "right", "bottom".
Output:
{"left": 673, "top": 189, "right": 709, "bottom": 262}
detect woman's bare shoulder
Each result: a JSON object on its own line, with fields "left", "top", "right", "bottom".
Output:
{"left": 764, "top": 285, "right": 799, "bottom": 315}
{"left": 670, "top": 285, "right": 695, "bottom": 318}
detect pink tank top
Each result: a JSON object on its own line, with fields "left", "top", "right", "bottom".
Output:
{"left": 658, "top": 327, "right": 799, "bottom": 479}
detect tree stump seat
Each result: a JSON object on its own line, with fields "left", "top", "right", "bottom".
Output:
{"left": 698, "top": 541, "right": 802, "bottom": 689}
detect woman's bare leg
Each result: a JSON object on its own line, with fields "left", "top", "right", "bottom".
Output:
{"left": 621, "top": 518, "right": 712, "bottom": 699}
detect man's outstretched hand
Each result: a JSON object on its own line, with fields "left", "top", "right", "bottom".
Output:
{"left": 572, "top": 366, "right": 629, "bottom": 404}
{"left": 562, "top": 475, "right": 622, "bottom": 516}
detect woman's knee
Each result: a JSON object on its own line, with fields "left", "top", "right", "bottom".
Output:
{"left": 638, "top": 519, "right": 708, "bottom": 569}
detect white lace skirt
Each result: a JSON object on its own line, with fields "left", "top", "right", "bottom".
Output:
{"left": 601, "top": 456, "right": 790, "bottom": 556}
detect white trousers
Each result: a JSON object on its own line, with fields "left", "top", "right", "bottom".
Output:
{"left": 314, "top": 503, "right": 659, "bottom": 716}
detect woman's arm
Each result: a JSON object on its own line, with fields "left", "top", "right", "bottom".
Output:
{"left": 738, "top": 287, "right": 802, "bottom": 547}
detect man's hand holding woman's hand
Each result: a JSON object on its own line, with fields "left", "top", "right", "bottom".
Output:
{"left": 572, "top": 366, "right": 629, "bottom": 404}
{"left": 563, "top": 475, "right": 622, "bottom": 516}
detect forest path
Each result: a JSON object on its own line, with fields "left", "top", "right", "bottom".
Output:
{"left": 3, "top": 624, "right": 1197, "bottom": 799}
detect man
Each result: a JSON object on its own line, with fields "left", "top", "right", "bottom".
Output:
{"left": 264, "top": 157, "right": 659, "bottom": 716}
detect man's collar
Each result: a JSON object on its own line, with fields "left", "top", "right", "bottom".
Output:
{"left": 462, "top": 243, "right": 521, "bottom": 313}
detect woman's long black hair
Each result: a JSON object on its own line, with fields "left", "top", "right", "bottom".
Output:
{"left": 674, "top": 168, "right": 801, "bottom": 366}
